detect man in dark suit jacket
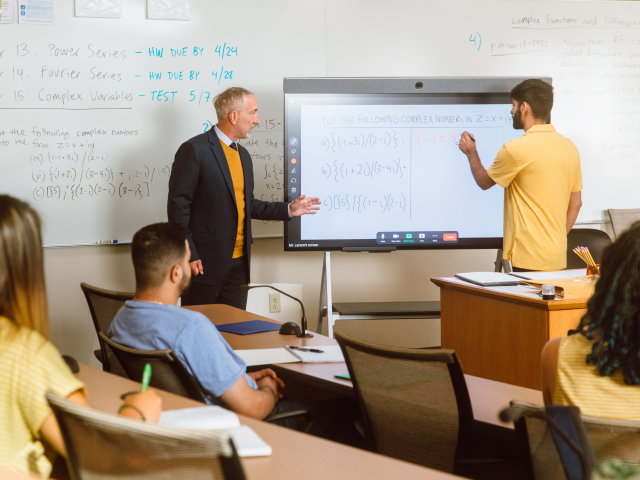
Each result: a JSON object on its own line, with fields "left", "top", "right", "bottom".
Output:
{"left": 168, "top": 87, "right": 319, "bottom": 309}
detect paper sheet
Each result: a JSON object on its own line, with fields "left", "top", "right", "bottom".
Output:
{"left": 286, "top": 345, "right": 345, "bottom": 363}
{"left": 148, "top": 0, "right": 190, "bottom": 20}
{"left": 159, "top": 406, "right": 240, "bottom": 430}
{"left": 0, "top": 0, "right": 17, "bottom": 23}
{"left": 18, "top": 0, "right": 54, "bottom": 25}
{"left": 509, "top": 269, "right": 587, "bottom": 281}
{"left": 75, "top": 0, "right": 121, "bottom": 18}
{"left": 235, "top": 348, "right": 300, "bottom": 367}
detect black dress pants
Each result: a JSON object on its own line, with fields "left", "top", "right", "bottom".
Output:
{"left": 181, "top": 256, "right": 249, "bottom": 310}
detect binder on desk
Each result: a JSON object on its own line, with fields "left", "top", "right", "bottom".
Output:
{"left": 455, "top": 272, "right": 522, "bottom": 287}
{"left": 216, "top": 320, "right": 281, "bottom": 335}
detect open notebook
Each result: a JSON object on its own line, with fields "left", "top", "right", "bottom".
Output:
{"left": 235, "top": 345, "right": 345, "bottom": 367}
{"left": 159, "top": 406, "right": 271, "bottom": 457}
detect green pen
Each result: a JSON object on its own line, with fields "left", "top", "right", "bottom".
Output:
{"left": 141, "top": 363, "right": 152, "bottom": 392}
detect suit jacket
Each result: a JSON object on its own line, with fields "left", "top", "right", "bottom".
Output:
{"left": 168, "top": 128, "right": 289, "bottom": 286}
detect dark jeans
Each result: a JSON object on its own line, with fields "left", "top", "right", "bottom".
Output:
{"left": 269, "top": 398, "right": 366, "bottom": 449}
{"left": 181, "top": 256, "right": 248, "bottom": 310}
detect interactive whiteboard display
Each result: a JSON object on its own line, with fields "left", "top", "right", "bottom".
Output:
{"left": 284, "top": 78, "right": 542, "bottom": 251}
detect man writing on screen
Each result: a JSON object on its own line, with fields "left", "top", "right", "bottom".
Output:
{"left": 458, "top": 79, "right": 583, "bottom": 272}
{"left": 168, "top": 87, "right": 320, "bottom": 308}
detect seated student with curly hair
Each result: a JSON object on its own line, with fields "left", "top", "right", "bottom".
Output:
{"left": 0, "top": 195, "right": 162, "bottom": 478}
{"left": 541, "top": 221, "right": 640, "bottom": 418}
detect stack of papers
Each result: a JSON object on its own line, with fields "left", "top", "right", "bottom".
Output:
{"left": 508, "top": 269, "right": 586, "bottom": 280}
{"left": 235, "top": 345, "right": 345, "bottom": 367}
{"left": 159, "top": 406, "right": 271, "bottom": 457}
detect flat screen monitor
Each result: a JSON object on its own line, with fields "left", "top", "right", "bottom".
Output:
{"left": 283, "top": 77, "right": 551, "bottom": 252}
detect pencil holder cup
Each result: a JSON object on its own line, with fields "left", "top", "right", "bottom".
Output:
{"left": 587, "top": 265, "right": 600, "bottom": 276}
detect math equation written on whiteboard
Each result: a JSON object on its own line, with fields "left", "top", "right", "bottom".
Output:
{"left": 0, "top": 40, "right": 286, "bottom": 214}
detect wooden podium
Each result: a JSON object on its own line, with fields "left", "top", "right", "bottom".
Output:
{"left": 431, "top": 277, "right": 588, "bottom": 390}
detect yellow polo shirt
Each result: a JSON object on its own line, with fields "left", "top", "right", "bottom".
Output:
{"left": 220, "top": 142, "right": 246, "bottom": 259}
{"left": 487, "top": 124, "right": 582, "bottom": 271}
{"left": 0, "top": 317, "right": 85, "bottom": 478}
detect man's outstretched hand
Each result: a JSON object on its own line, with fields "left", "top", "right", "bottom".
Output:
{"left": 289, "top": 195, "right": 321, "bottom": 217}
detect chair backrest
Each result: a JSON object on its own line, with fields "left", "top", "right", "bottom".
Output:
{"left": 80, "top": 282, "right": 134, "bottom": 377}
{"left": 608, "top": 209, "right": 640, "bottom": 239}
{"left": 46, "top": 391, "right": 246, "bottom": 480}
{"left": 99, "top": 332, "right": 207, "bottom": 403}
{"left": 566, "top": 229, "right": 611, "bottom": 269}
{"left": 512, "top": 400, "right": 640, "bottom": 480}
{"left": 335, "top": 332, "right": 473, "bottom": 473}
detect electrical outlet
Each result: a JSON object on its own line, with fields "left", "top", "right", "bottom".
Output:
{"left": 269, "top": 293, "right": 281, "bottom": 313}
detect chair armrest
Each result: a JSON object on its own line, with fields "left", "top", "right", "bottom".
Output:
{"left": 264, "top": 409, "right": 312, "bottom": 433}
{"left": 62, "top": 355, "right": 79, "bottom": 374}
{"left": 94, "top": 349, "right": 104, "bottom": 365}
{"left": 264, "top": 409, "right": 308, "bottom": 423}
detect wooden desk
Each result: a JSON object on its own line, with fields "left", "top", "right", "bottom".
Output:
{"left": 185, "top": 304, "right": 543, "bottom": 429}
{"left": 78, "top": 364, "right": 458, "bottom": 480}
{"left": 432, "top": 277, "right": 588, "bottom": 390}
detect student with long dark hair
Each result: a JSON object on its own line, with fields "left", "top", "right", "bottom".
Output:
{"left": 541, "top": 221, "right": 640, "bottom": 418}
{"left": 0, "top": 195, "right": 162, "bottom": 477}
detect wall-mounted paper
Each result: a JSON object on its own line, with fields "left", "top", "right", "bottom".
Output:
{"left": 18, "top": 0, "right": 54, "bottom": 24}
{"left": 75, "top": 0, "right": 122, "bottom": 18}
{"left": 0, "top": 0, "right": 17, "bottom": 23}
{"left": 148, "top": 0, "right": 190, "bottom": 21}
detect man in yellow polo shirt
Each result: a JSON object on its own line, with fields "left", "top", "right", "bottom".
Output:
{"left": 458, "top": 79, "right": 583, "bottom": 272}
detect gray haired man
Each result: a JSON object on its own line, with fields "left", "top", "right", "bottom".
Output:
{"left": 168, "top": 87, "right": 320, "bottom": 309}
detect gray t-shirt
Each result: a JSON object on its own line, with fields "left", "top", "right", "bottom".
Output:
{"left": 108, "top": 301, "right": 257, "bottom": 405}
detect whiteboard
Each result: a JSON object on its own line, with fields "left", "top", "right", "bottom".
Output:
{"left": 3, "top": 0, "right": 640, "bottom": 247}
{"left": 0, "top": 0, "right": 325, "bottom": 245}
{"left": 325, "top": 0, "right": 640, "bottom": 223}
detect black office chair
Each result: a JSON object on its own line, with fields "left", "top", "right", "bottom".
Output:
{"left": 566, "top": 229, "right": 611, "bottom": 270}
{"left": 335, "top": 332, "right": 512, "bottom": 476}
{"left": 99, "top": 332, "right": 310, "bottom": 427}
{"left": 81, "top": 282, "right": 134, "bottom": 377}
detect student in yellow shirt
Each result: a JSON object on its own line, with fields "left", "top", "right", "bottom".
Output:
{"left": 540, "top": 221, "right": 640, "bottom": 419}
{"left": 0, "top": 195, "right": 162, "bottom": 478}
{"left": 458, "top": 79, "right": 583, "bottom": 272}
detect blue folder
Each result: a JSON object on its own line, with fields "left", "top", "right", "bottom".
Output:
{"left": 216, "top": 320, "right": 281, "bottom": 335}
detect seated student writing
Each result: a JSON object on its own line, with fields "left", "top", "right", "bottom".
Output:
{"left": 541, "top": 221, "right": 640, "bottom": 418}
{"left": 0, "top": 195, "right": 162, "bottom": 478}
{"left": 109, "top": 223, "right": 362, "bottom": 443}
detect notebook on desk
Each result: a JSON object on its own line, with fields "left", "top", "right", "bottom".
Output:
{"left": 455, "top": 272, "right": 522, "bottom": 287}
{"left": 159, "top": 406, "right": 272, "bottom": 457}
{"left": 235, "top": 346, "right": 345, "bottom": 366}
